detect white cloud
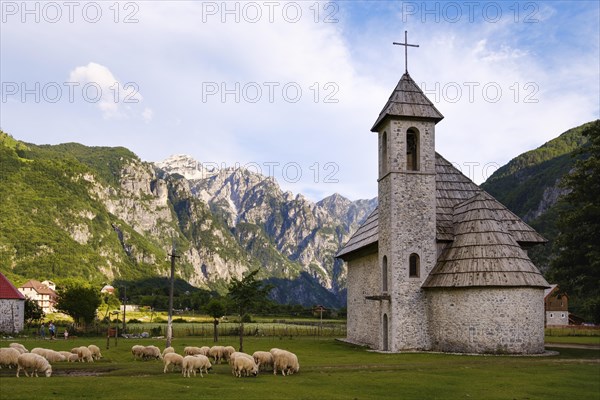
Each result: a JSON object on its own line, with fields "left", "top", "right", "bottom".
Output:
{"left": 142, "top": 107, "right": 153, "bottom": 123}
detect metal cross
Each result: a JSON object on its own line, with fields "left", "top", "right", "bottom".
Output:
{"left": 393, "top": 31, "right": 419, "bottom": 74}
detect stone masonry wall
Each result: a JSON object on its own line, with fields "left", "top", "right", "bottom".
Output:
{"left": 427, "top": 287, "right": 546, "bottom": 354}
{"left": 0, "top": 299, "right": 24, "bottom": 333}
{"left": 346, "top": 252, "right": 380, "bottom": 348}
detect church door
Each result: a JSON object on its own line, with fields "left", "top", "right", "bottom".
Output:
{"left": 382, "top": 314, "right": 389, "bottom": 351}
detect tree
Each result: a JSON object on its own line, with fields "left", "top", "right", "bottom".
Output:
{"left": 226, "top": 270, "right": 272, "bottom": 352}
{"left": 549, "top": 120, "right": 600, "bottom": 323}
{"left": 24, "top": 297, "right": 43, "bottom": 326}
{"left": 55, "top": 284, "right": 101, "bottom": 328}
{"left": 205, "top": 298, "right": 225, "bottom": 342}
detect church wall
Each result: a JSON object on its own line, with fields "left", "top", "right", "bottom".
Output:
{"left": 346, "top": 252, "right": 380, "bottom": 348}
{"left": 0, "top": 299, "right": 25, "bottom": 333}
{"left": 426, "top": 287, "right": 546, "bottom": 354}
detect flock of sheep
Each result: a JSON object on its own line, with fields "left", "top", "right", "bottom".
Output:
{"left": 0, "top": 342, "right": 102, "bottom": 377}
{"left": 0, "top": 342, "right": 299, "bottom": 379}
{"left": 134, "top": 344, "right": 300, "bottom": 377}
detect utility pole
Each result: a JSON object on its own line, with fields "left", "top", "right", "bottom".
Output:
{"left": 166, "top": 242, "right": 180, "bottom": 348}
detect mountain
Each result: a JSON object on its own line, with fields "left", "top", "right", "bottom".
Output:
{"left": 0, "top": 134, "right": 375, "bottom": 307}
{"left": 481, "top": 121, "right": 595, "bottom": 270}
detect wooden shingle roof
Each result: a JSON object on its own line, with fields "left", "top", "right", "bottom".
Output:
{"left": 336, "top": 154, "right": 547, "bottom": 266}
{"left": 371, "top": 72, "right": 444, "bottom": 132}
{"left": 422, "top": 193, "right": 549, "bottom": 288}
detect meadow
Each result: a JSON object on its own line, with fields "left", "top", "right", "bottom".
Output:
{"left": 1, "top": 335, "right": 598, "bottom": 400}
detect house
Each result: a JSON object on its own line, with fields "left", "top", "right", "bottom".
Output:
{"left": 544, "top": 284, "right": 569, "bottom": 326}
{"left": 336, "top": 63, "right": 549, "bottom": 354}
{"left": 101, "top": 285, "right": 115, "bottom": 294}
{"left": 0, "top": 272, "right": 26, "bottom": 333}
{"left": 18, "top": 279, "right": 57, "bottom": 314}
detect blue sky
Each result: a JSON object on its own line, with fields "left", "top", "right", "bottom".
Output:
{"left": 1, "top": 1, "right": 599, "bottom": 201}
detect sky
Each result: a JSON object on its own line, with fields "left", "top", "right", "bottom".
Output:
{"left": 1, "top": 0, "right": 599, "bottom": 202}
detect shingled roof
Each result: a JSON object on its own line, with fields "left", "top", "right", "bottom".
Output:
{"left": 336, "top": 154, "right": 546, "bottom": 262}
{"left": 371, "top": 72, "right": 444, "bottom": 132}
{"left": 422, "top": 192, "right": 549, "bottom": 288}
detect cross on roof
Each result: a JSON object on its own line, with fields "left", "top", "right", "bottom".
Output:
{"left": 393, "top": 31, "right": 419, "bottom": 74}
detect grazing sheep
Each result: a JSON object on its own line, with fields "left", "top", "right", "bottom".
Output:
{"left": 232, "top": 354, "right": 258, "bottom": 377}
{"left": 208, "top": 346, "right": 223, "bottom": 363}
{"left": 184, "top": 346, "right": 202, "bottom": 356}
{"left": 162, "top": 346, "right": 175, "bottom": 357}
{"left": 42, "top": 350, "right": 66, "bottom": 363}
{"left": 131, "top": 345, "right": 145, "bottom": 360}
{"left": 182, "top": 355, "right": 212, "bottom": 378}
{"left": 88, "top": 345, "right": 102, "bottom": 360}
{"left": 222, "top": 346, "right": 236, "bottom": 362}
{"left": 199, "top": 346, "right": 211, "bottom": 356}
{"left": 270, "top": 348, "right": 299, "bottom": 376}
{"left": 76, "top": 346, "right": 94, "bottom": 363}
{"left": 141, "top": 345, "right": 162, "bottom": 360}
{"left": 0, "top": 347, "right": 21, "bottom": 369}
{"left": 252, "top": 351, "right": 274, "bottom": 371}
{"left": 16, "top": 353, "right": 52, "bottom": 378}
{"left": 9, "top": 343, "right": 28, "bottom": 354}
{"left": 163, "top": 352, "right": 184, "bottom": 373}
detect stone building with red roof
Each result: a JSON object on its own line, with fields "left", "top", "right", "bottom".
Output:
{"left": 0, "top": 272, "right": 26, "bottom": 333}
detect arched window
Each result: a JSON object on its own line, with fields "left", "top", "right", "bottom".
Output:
{"left": 382, "top": 256, "right": 388, "bottom": 293}
{"left": 381, "top": 131, "right": 388, "bottom": 175}
{"left": 409, "top": 253, "right": 420, "bottom": 278}
{"left": 406, "top": 128, "right": 419, "bottom": 171}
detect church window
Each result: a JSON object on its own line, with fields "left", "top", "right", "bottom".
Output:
{"left": 549, "top": 313, "right": 554, "bottom": 318}
{"left": 561, "top": 313, "right": 566, "bottom": 318}
{"left": 382, "top": 256, "right": 388, "bottom": 293}
{"left": 381, "top": 131, "right": 388, "bottom": 175}
{"left": 406, "top": 128, "right": 419, "bottom": 171}
{"left": 409, "top": 253, "right": 420, "bottom": 277}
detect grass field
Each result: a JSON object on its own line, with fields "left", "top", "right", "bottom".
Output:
{"left": 1, "top": 336, "right": 598, "bottom": 400}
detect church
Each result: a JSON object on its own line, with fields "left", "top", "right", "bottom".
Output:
{"left": 336, "top": 38, "right": 550, "bottom": 354}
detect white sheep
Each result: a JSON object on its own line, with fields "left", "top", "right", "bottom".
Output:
{"left": 232, "top": 354, "right": 258, "bottom": 377}
{"left": 183, "top": 346, "right": 202, "bottom": 356}
{"left": 9, "top": 343, "right": 28, "bottom": 354}
{"left": 222, "top": 346, "right": 236, "bottom": 362}
{"left": 88, "top": 344, "right": 102, "bottom": 360}
{"left": 252, "top": 351, "right": 274, "bottom": 371}
{"left": 182, "top": 355, "right": 212, "bottom": 378}
{"left": 43, "top": 350, "right": 66, "bottom": 363}
{"left": 141, "top": 345, "right": 162, "bottom": 360}
{"left": 208, "top": 345, "right": 224, "bottom": 363}
{"left": 162, "top": 346, "right": 175, "bottom": 357}
{"left": 76, "top": 346, "right": 94, "bottom": 363}
{"left": 16, "top": 353, "right": 52, "bottom": 378}
{"left": 131, "top": 345, "right": 145, "bottom": 360}
{"left": 199, "top": 346, "right": 211, "bottom": 356}
{"left": 0, "top": 347, "right": 21, "bottom": 369}
{"left": 270, "top": 348, "right": 299, "bottom": 376}
{"left": 162, "top": 352, "right": 184, "bottom": 373}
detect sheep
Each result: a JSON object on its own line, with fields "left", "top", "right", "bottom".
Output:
{"left": 209, "top": 346, "right": 224, "bottom": 364}
{"left": 62, "top": 352, "right": 79, "bottom": 362}
{"left": 76, "top": 346, "right": 94, "bottom": 363}
{"left": 252, "top": 351, "right": 274, "bottom": 371}
{"left": 131, "top": 345, "right": 145, "bottom": 360}
{"left": 88, "top": 344, "right": 102, "bottom": 360}
{"left": 42, "top": 350, "right": 66, "bottom": 363}
{"left": 232, "top": 354, "right": 258, "bottom": 378}
{"left": 199, "top": 346, "right": 211, "bottom": 356}
{"left": 141, "top": 345, "right": 162, "bottom": 360}
{"left": 183, "top": 346, "right": 203, "bottom": 356}
{"left": 182, "top": 355, "right": 212, "bottom": 378}
{"left": 162, "top": 346, "right": 175, "bottom": 357}
{"left": 9, "top": 343, "right": 28, "bottom": 354}
{"left": 162, "top": 352, "right": 184, "bottom": 373}
{"left": 222, "top": 346, "right": 236, "bottom": 362}
{"left": 270, "top": 348, "right": 299, "bottom": 376}
{"left": 0, "top": 347, "right": 21, "bottom": 369}
{"left": 16, "top": 353, "right": 52, "bottom": 378}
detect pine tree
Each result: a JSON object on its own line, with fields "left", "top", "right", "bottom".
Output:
{"left": 550, "top": 120, "right": 600, "bottom": 323}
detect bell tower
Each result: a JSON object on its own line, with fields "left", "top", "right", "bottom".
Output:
{"left": 373, "top": 35, "right": 444, "bottom": 350}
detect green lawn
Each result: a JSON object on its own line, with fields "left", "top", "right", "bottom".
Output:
{"left": 1, "top": 337, "right": 598, "bottom": 400}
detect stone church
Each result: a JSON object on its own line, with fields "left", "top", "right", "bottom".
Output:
{"left": 336, "top": 70, "right": 550, "bottom": 354}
